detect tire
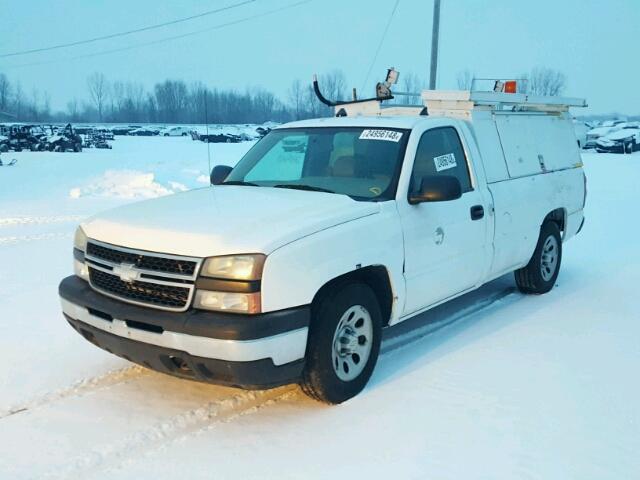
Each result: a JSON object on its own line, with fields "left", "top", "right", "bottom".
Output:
{"left": 515, "top": 221, "right": 562, "bottom": 294}
{"left": 625, "top": 141, "right": 634, "bottom": 154}
{"left": 301, "top": 282, "right": 382, "bottom": 404}
{"left": 74, "top": 143, "right": 82, "bottom": 152}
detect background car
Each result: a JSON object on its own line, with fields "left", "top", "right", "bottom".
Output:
{"left": 595, "top": 126, "right": 640, "bottom": 153}
{"left": 584, "top": 123, "right": 624, "bottom": 149}
{"left": 129, "top": 126, "right": 160, "bottom": 136}
{"left": 162, "top": 126, "right": 192, "bottom": 136}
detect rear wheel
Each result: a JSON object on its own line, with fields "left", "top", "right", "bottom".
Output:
{"left": 301, "top": 283, "right": 382, "bottom": 404}
{"left": 515, "top": 221, "right": 562, "bottom": 294}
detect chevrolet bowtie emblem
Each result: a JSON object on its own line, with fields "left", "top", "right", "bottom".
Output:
{"left": 113, "top": 263, "right": 139, "bottom": 283}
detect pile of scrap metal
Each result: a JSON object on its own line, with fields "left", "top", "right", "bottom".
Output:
{"left": 45, "top": 124, "right": 84, "bottom": 152}
{"left": 0, "top": 124, "right": 47, "bottom": 152}
{"left": 0, "top": 124, "right": 83, "bottom": 152}
{"left": 83, "top": 128, "right": 113, "bottom": 149}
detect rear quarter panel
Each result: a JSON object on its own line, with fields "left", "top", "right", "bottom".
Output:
{"left": 488, "top": 167, "right": 585, "bottom": 275}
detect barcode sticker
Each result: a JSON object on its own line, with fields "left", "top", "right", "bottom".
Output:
{"left": 359, "top": 129, "right": 403, "bottom": 142}
{"left": 434, "top": 153, "right": 457, "bottom": 172}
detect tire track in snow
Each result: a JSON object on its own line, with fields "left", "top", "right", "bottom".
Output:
{"left": 42, "top": 386, "right": 300, "bottom": 480}
{"left": 14, "top": 286, "right": 516, "bottom": 477}
{"left": 0, "top": 365, "right": 150, "bottom": 420}
{"left": 0, "top": 215, "right": 85, "bottom": 227}
{"left": 0, "top": 231, "right": 72, "bottom": 246}
{"left": 42, "top": 288, "right": 518, "bottom": 478}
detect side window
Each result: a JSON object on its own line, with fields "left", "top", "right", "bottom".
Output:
{"left": 410, "top": 127, "right": 472, "bottom": 195}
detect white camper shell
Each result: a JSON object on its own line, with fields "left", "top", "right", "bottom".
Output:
{"left": 60, "top": 82, "right": 587, "bottom": 404}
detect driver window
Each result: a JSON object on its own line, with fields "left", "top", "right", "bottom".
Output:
{"left": 410, "top": 127, "right": 472, "bottom": 195}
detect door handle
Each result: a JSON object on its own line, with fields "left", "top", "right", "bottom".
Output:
{"left": 470, "top": 205, "right": 484, "bottom": 220}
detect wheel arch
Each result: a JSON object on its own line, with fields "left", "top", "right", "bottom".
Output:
{"left": 311, "top": 265, "right": 394, "bottom": 327}
{"left": 543, "top": 208, "right": 566, "bottom": 235}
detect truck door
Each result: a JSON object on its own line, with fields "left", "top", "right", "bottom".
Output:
{"left": 398, "top": 126, "right": 490, "bottom": 316}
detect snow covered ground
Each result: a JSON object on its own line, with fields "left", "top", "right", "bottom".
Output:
{"left": 0, "top": 137, "right": 638, "bottom": 479}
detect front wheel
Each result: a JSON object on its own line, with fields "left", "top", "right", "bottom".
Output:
{"left": 301, "top": 283, "right": 382, "bottom": 404}
{"left": 625, "top": 141, "right": 634, "bottom": 154}
{"left": 515, "top": 221, "right": 562, "bottom": 294}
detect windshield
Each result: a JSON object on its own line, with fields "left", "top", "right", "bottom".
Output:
{"left": 225, "top": 127, "right": 410, "bottom": 201}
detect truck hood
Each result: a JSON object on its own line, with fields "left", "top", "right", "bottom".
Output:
{"left": 81, "top": 186, "right": 379, "bottom": 257}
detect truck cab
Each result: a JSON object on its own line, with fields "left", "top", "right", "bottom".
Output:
{"left": 60, "top": 86, "right": 587, "bottom": 404}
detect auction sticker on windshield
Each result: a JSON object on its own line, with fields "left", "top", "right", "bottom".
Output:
{"left": 434, "top": 153, "right": 457, "bottom": 172}
{"left": 359, "top": 129, "right": 403, "bottom": 142}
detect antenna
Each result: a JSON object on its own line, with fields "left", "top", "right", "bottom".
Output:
{"left": 204, "top": 89, "right": 211, "bottom": 177}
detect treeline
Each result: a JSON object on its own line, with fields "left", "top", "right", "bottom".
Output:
{"left": 0, "top": 70, "right": 351, "bottom": 124}
{"left": 0, "top": 67, "right": 573, "bottom": 124}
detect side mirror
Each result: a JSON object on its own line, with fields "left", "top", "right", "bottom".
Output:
{"left": 210, "top": 165, "right": 233, "bottom": 185}
{"left": 409, "top": 175, "right": 462, "bottom": 204}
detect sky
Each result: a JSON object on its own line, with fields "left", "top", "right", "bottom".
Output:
{"left": 1, "top": 0, "right": 638, "bottom": 115}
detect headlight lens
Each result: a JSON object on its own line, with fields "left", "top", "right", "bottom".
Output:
{"left": 194, "top": 290, "right": 261, "bottom": 314}
{"left": 201, "top": 254, "right": 265, "bottom": 280}
{"left": 74, "top": 226, "right": 88, "bottom": 251}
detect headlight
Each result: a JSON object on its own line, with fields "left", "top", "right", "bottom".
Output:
{"left": 74, "top": 226, "right": 88, "bottom": 251}
{"left": 74, "top": 259, "right": 90, "bottom": 281}
{"left": 73, "top": 227, "right": 89, "bottom": 282}
{"left": 194, "top": 290, "right": 261, "bottom": 314}
{"left": 201, "top": 254, "right": 265, "bottom": 280}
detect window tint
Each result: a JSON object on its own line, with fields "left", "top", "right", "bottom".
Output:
{"left": 410, "top": 127, "right": 472, "bottom": 194}
{"left": 245, "top": 134, "right": 307, "bottom": 182}
{"left": 228, "top": 127, "right": 409, "bottom": 200}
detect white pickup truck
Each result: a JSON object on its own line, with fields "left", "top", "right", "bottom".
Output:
{"left": 60, "top": 87, "right": 587, "bottom": 404}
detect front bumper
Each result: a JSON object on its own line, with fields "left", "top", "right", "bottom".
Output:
{"left": 59, "top": 276, "right": 309, "bottom": 388}
{"left": 595, "top": 143, "right": 625, "bottom": 153}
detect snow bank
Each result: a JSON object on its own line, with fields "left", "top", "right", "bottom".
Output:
{"left": 69, "top": 170, "right": 185, "bottom": 199}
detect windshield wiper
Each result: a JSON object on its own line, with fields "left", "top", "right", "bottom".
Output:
{"left": 221, "top": 180, "right": 260, "bottom": 187}
{"left": 273, "top": 184, "right": 335, "bottom": 194}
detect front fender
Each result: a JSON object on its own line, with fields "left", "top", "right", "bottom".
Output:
{"left": 261, "top": 202, "right": 405, "bottom": 322}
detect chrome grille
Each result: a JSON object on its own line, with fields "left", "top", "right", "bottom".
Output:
{"left": 86, "top": 241, "right": 197, "bottom": 276}
{"left": 84, "top": 240, "right": 201, "bottom": 312}
{"left": 89, "top": 268, "right": 190, "bottom": 309}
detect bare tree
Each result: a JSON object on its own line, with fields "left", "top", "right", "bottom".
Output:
{"left": 30, "top": 88, "right": 40, "bottom": 120}
{"left": 0, "top": 73, "right": 11, "bottom": 111}
{"left": 13, "top": 82, "right": 23, "bottom": 118}
{"left": 42, "top": 91, "right": 51, "bottom": 119}
{"left": 287, "top": 79, "right": 305, "bottom": 120}
{"left": 400, "top": 72, "right": 424, "bottom": 104}
{"left": 67, "top": 98, "right": 80, "bottom": 121}
{"left": 456, "top": 69, "right": 474, "bottom": 90}
{"left": 154, "top": 79, "right": 189, "bottom": 123}
{"left": 520, "top": 67, "right": 566, "bottom": 96}
{"left": 87, "top": 72, "right": 110, "bottom": 121}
